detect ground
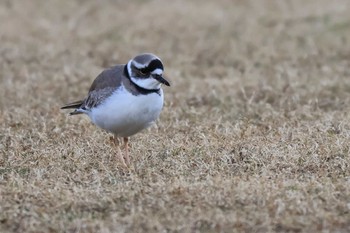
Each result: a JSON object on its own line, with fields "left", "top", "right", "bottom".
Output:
{"left": 1, "top": 0, "right": 350, "bottom": 232}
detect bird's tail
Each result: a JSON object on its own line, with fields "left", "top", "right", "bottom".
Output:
{"left": 61, "top": 100, "right": 84, "bottom": 115}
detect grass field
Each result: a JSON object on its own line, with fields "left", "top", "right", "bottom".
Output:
{"left": 1, "top": 0, "right": 350, "bottom": 232}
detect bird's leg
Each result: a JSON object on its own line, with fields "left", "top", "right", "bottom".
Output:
{"left": 113, "top": 135, "right": 128, "bottom": 168}
{"left": 123, "top": 137, "right": 130, "bottom": 166}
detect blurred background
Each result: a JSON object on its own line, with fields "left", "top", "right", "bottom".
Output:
{"left": 1, "top": 0, "right": 349, "bottom": 114}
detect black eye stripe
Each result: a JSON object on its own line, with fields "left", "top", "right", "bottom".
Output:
{"left": 139, "top": 59, "right": 164, "bottom": 74}
{"left": 149, "top": 59, "right": 164, "bottom": 71}
{"left": 139, "top": 68, "right": 149, "bottom": 74}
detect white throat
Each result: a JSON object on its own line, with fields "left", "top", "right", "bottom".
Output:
{"left": 130, "top": 77, "right": 162, "bottom": 90}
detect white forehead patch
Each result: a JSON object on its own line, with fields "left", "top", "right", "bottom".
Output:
{"left": 151, "top": 68, "right": 163, "bottom": 75}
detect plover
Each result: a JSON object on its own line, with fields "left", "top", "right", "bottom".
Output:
{"left": 61, "top": 53, "right": 170, "bottom": 167}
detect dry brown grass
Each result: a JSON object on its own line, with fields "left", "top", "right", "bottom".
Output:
{"left": 1, "top": 0, "right": 350, "bottom": 232}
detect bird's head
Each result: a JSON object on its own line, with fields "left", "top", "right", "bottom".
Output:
{"left": 127, "top": 53, "right": 170, "bottom": 90}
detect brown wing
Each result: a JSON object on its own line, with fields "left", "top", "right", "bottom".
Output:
{"left": 80, "top": 65, "right": 124, "bottom": 110}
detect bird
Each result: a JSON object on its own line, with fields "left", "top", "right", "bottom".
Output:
{"left": 61, "top": 53, "right": 170, "bottom": 168}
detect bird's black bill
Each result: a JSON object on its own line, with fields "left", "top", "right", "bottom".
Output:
{"left": 154, "top": 75, "right": 170, "bottom": 86}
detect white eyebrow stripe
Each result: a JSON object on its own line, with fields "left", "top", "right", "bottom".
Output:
{"left": 132, "top": 61, "right": 147, "bottom": 69}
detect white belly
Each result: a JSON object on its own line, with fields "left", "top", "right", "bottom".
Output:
{"left": 88, "top": 86, "right": 164, "bottom": 137}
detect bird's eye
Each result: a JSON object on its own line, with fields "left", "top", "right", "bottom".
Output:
{"left": 138, "top": 69, "right": 148, "bottom": 75}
